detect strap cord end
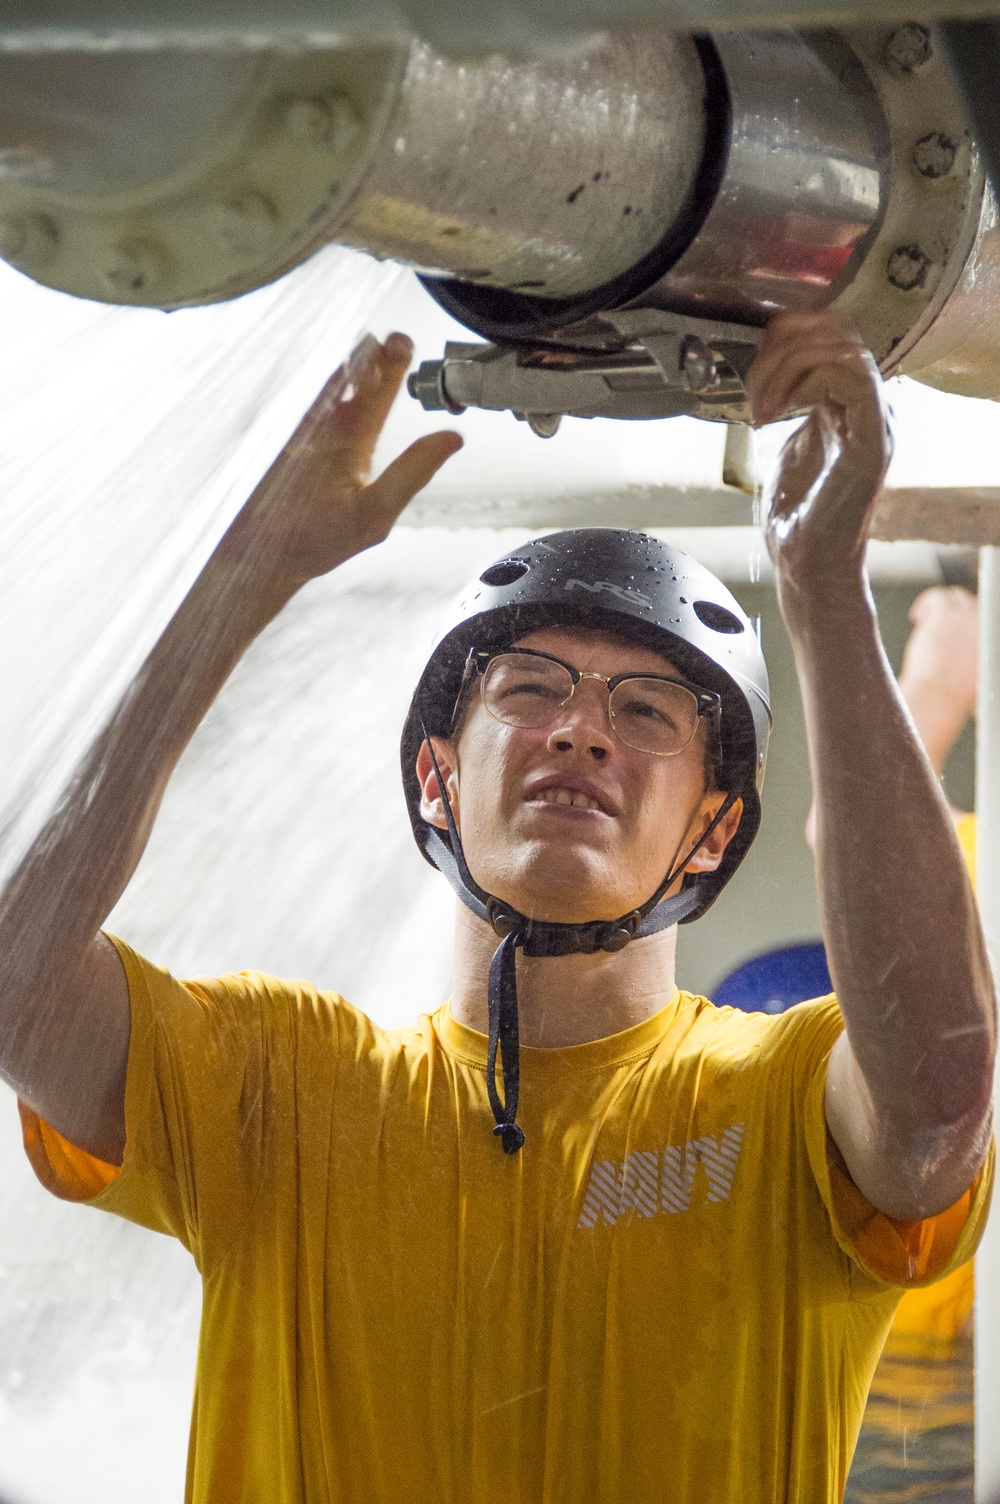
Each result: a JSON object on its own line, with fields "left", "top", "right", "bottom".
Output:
{"left": 494, "top": 1122, "right": 526, "bottom": 1154}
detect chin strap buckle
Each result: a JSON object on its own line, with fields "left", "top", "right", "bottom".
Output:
{"left": 486, "top": 898, "right": 521, "bottom": 939}
{"left": 596, "top": 910, "right": 642, "bottom": 953}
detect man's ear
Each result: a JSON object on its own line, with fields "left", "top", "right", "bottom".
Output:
{"left": 684, "top": 795, "right": 744, "bottom": 874}
{"left": 415, "top": 737, "right": 460, "bottom": 831}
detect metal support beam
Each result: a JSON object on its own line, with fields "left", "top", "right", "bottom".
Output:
{"left": 975, "top": 546, "right": 1000, "bottom": 1504}
{"left": 401, "top": 480, "right": 1000, "bottom": 543}
{"left": 871, "top": 489, "right": 1000, "bottom": 547}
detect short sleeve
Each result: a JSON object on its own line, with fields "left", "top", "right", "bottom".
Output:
{"left": 799, "top": 1008, "right": 995, "bottom": 1287}
{"left": 18, "top": 935, "right": 339, "bottom": 1275}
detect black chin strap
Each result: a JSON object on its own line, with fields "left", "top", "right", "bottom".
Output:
{"left": 421, "top": 721, "right": 737, "bottom": 1154}
{"left": 486, "top": 930, "right": 525, "bottom": 1154}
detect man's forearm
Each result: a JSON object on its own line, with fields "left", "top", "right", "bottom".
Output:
{"left": 0, "top": 535, "right": 298, "bottom": 1094}
{"left": 896, "top": 585, "right": 979, "bottom": 780}
{"left": 788, "top": 577, "right": 995, "bottom": 1207}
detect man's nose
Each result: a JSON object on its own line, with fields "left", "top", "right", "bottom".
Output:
{"left": 545, "top": 682, "right": 614, "bottom": 761}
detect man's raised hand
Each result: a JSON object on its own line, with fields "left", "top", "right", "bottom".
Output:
{"left": 745, "top": 310, "right": 891, "bottom": 621}
{"left": 230, "top": 331, "right": 463, "bottom": 588}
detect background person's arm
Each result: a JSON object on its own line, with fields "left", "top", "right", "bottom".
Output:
{"left": 0, "top": 333, "right": 461, "bottom": 1168}
{"left": 747, "top": 311, "right": 995, "bottom": 1221}
{"left": 898, "top": 584, "right": 979, "bottom": 782}
{"left": 803, "top": 583, "right": 979, "bottom": 847}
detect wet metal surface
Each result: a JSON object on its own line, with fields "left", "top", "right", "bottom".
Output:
{"left": 339, "top": 34, "right": 708, "bottom": 298}
{"left": 634, "top": 31, "right": 886, "bottom": 324}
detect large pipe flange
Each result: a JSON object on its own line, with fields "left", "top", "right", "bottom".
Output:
{"left": 0, "top": 45, "right": 409, "bottom": 306}
{"left": 833, "top": 23, "right": 986, "bottom": 374}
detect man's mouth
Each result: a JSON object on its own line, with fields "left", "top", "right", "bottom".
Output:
{"left": 524, "top": 779, "right": 615, "bottom": 816}
{"left": 534, "top": 787, "right": 602, "bottom": 811}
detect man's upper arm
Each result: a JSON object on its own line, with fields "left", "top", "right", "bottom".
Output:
{"left": 783, "top": 1004, "right": 994, "bottom": 1288}
{"left": 16, "top": 930, "right": 130, "bottom": 1168}
{"left": 19, "top": 942, "right": 341, "bottom": 1269}
{"left": 824, "top": 1030, "right": 992, "bottom": 1221}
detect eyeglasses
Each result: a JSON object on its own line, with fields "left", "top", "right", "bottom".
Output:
{"left": 464, "top": 648, "right": 721, "bottom": 758}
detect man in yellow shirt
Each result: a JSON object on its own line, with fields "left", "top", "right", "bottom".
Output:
{"left": 0, "top": 311, "right": 995, "bottom": 1504}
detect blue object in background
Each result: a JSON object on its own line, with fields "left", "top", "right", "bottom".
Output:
{"left": 713, "top": 942, "right": 833, "bottom": 1015}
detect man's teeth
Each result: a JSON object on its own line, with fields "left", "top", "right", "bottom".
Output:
{"left": 538, "top": 788, "right": 600, "bottom": 810}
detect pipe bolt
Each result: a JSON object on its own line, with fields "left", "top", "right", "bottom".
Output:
{"left": 887, "top": 243, "right": 934, "bottom": 292}
{"left": 101, "top": 240, "right": 161, "bottom": 295}
{"left": 885, "top": 24, "right": 932, "bottom": 72}
{"left": 209, "top": 192, "right": 279, "bottom": 256}
{"left": 0, "top": 213, "right": 58, "bottom": 269}
{"left": 913, "top": 131, "right": 960, "bottom": 180}
{"left": 682, "top": 336, "right": 718, "bottom": 393}
{"left": 284, "top": 93, "right": 360, "bottom": 155}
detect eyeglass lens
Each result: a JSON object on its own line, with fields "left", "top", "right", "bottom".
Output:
{"left": 480, "top": 653, "right": 701, "bottom": 757}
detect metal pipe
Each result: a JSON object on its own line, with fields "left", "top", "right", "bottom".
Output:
{"left": 0, "top": 32, "right": 712, "bottom": 308}
{"left": 335, "top": 34, "right": 709, "bottom": 299}
{"left": 632, "top": 29, "right": 885, "bottom": 326}
{"left": 975, "top": 545, "right": 1000, "bottom": 1503}
{"left": 9, "top": 1, "right": 1000, "bottom": 59}
{"left": 5, "top": 13, "right": 1000, "bottom": 430}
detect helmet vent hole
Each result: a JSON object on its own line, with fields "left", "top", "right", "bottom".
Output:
{"left": 480, "top": 560, "right": 530, "bottom": 587}
{"left": 694, "top": 601, "right": 744, "bottom": 635}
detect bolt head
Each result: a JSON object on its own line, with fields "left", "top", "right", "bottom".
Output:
{"left": 682, "top": 336, "right": 718, "bottom": 394}
{"left": 0, "top": 213, "right": 58, "bottom": 269}
{"left": 284, "top": 92, "right": 360, "bottom": 155}
{"left": 284, "top": 98, "right": 331, "bottom": 140}
{"left": 101, "top": 239, "right": 161, "bottom": 296}
{"left": 885, "top": 23, "right": 932, "bottom": 73}
{"left": 913, "top": 130, "right": 960, "bottom": 180}
{"left": 209, "top": 191, "right": 279, "bottom": 256}
{"left": 887, "top": 243, "right": 934, "bottom": 292}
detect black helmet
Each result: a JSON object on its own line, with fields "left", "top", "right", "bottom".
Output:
{"left": 399, "top": 529, "right": 771, "bottom": 1153}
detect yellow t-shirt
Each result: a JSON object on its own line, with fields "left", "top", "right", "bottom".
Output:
{"left": 20, "top": 937, "right": 993, "bottom": 1504}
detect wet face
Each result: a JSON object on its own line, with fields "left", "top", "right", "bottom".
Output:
{"left": 418, "top": 625, "right": 740, "bottom": 924}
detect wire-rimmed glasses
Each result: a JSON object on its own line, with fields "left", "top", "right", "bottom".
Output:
{"left": 465, "top": 648, "right": 720, "bottom": 757}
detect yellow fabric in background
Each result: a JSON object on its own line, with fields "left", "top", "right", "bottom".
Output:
{"left": 955, "top": 810, "right": 977, "bottom": 873}
{"left": 21, "top": 938, "right": 992, "bottom": 1504}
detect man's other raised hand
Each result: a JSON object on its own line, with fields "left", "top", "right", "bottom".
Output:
{"left": 226, "top": 332, "right": 463, "bottom": 589}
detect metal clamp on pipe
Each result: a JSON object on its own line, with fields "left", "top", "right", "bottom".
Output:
{"left": 407, "top": 313, "right": 760, "bottom": 433}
